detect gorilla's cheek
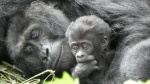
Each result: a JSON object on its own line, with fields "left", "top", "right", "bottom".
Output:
{"left": 25, "top": 56, "right": 46, "bottom": 71}
{"left": 44, "top": 39, "right": 65, "bottom": 69}
{"left": 52, "top": 40, "right": 76, "bottom": 76}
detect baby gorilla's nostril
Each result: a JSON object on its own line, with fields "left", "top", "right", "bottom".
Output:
{"left": 46, "top": 48, "right": 49, "bottom": 56}
{"left": 77, "top": 54, "right": 84, "bottom": 58}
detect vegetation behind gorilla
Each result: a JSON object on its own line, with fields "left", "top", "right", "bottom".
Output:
{"left": 6, "top": 1, "right": 76, "bottom": 77}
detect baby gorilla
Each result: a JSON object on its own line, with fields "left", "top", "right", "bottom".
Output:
{"left": 66, "top": 15, "right": 112, "bottom": 84}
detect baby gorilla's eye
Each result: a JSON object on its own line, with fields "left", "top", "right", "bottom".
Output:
{"left": 71, "top": 45, "right": 78, "bottom": 52}
{"left": 31, "top": 30, "right": 39, "bottom": 38}
{"left": 24, "top": 46, "right": 33, "bottom": 54}
{"left": 82, "top": 44, "right": 89, "bottom": 50}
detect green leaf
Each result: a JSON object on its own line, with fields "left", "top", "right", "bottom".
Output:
{"left": 0, "top": 65, "right": 7, "bottom": 71}
{"left": 44, "top": 71, "right": 79, "bottom": 84}
{"left": 145, "top": 80, "right": 150, "bottom": 84}
{"left": 123, "top": 80, "right": 150, "bottom": 84}
{"left": 0, "top": 80, "right": 8, "bottom": 84}
{"left": 74, "top": 78, "right": 79, "bottom": 84}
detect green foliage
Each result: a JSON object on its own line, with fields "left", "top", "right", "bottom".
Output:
{"left": 2, "top": 61, "right": 150, "bottom": 84}
{"left": 0, "top": 61, "right": 54, "bottom": 84}
{"left": 0, "top": 61, "right": 79, "bottom": 84}
{"left": 44, "top": 72, "right": 79, "bottom": 84}
{"left": 0, "top": 61, "right": 26, "bottom": 84}
{"left": 124, "top": 80, "right": 150, "bottom": 84}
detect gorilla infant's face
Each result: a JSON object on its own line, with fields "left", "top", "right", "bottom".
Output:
{"left": 70, "top": 40, "right": 94, "bottom": 62}
{"left": 6, "top": 2, "right": 76, "bottom": 77}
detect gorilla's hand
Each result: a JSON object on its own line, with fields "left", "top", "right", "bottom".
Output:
{"left": 72, "top": 55, "right": 100, "bottom": 78}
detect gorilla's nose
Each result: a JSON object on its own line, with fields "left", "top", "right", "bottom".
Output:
{"left": 76, "top": 52, "right": 85, "bottom": 58}
{"left": 40, "top": 45, "right": 50, "bottom": 61}
{"left": 77, "top": 54, "right": 84, "bottom": 58}
{"left": 41, "top": 48, "right": 49, "bottom": 57}
{"left": 40, "top": 48, "right": 49, "bottom": 62}
{"left": 41, "top": 45, "right": 50, "bottom": 56}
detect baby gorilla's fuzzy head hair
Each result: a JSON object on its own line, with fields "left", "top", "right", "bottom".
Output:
{"left": 66, "top": 15, "right": 111, "bottom": 48}
{"left": 66, "top": 15, "right": 111, "bottom": 69}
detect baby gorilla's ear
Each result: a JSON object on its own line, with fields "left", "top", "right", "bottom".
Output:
{"left": 102, "top": 36, "right": 108, "bottom": 49}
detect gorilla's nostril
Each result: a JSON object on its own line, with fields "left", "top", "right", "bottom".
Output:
{"left": 77, "top": 55, "right": 84, "bottom": 58}
{"left": 81, "top": 55, "right": 84, "bottom": 57}
{"left": 46, "top": 48, "right": 49, "bottom": 56}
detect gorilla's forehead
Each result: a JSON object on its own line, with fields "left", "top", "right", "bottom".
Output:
{"left": 24, "top": 23, "right": 48, "bottom": 32}
{"left": 25, "top": 2, "right": 70, "bottom": 31}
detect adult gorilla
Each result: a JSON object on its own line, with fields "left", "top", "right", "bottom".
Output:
{"left": 6, "top": 1, "right": 77, "bottom": 77}
{"left": 1, "top": 0, "right": 76, "bottom": 77}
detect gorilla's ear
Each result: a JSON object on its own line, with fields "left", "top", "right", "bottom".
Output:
{"left": 102, "top": 36, "right": 108, "bottom": 49}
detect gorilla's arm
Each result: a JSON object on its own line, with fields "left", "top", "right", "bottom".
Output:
{"left": 120, "top": 38, "right": 150, "bottom": 81}
{"left": 105, "top": 20, "right": 150, "bottom": 83}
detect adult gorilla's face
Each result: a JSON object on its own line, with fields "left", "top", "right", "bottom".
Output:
{"left": 6, "top": 2, "right": 76, "bottom": 77}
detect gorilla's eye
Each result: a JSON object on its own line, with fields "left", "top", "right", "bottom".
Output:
{"left": 82, "top": 44, "right": 89, "bottom": 50}
{"left": 71, "top": 45, "right": 78, "bottom": 52}
{"left": 24, "top": 46, "right": 33, "bottom": 54}
{"left": 31, "top": 30, "right": 39, "bottom": 38}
